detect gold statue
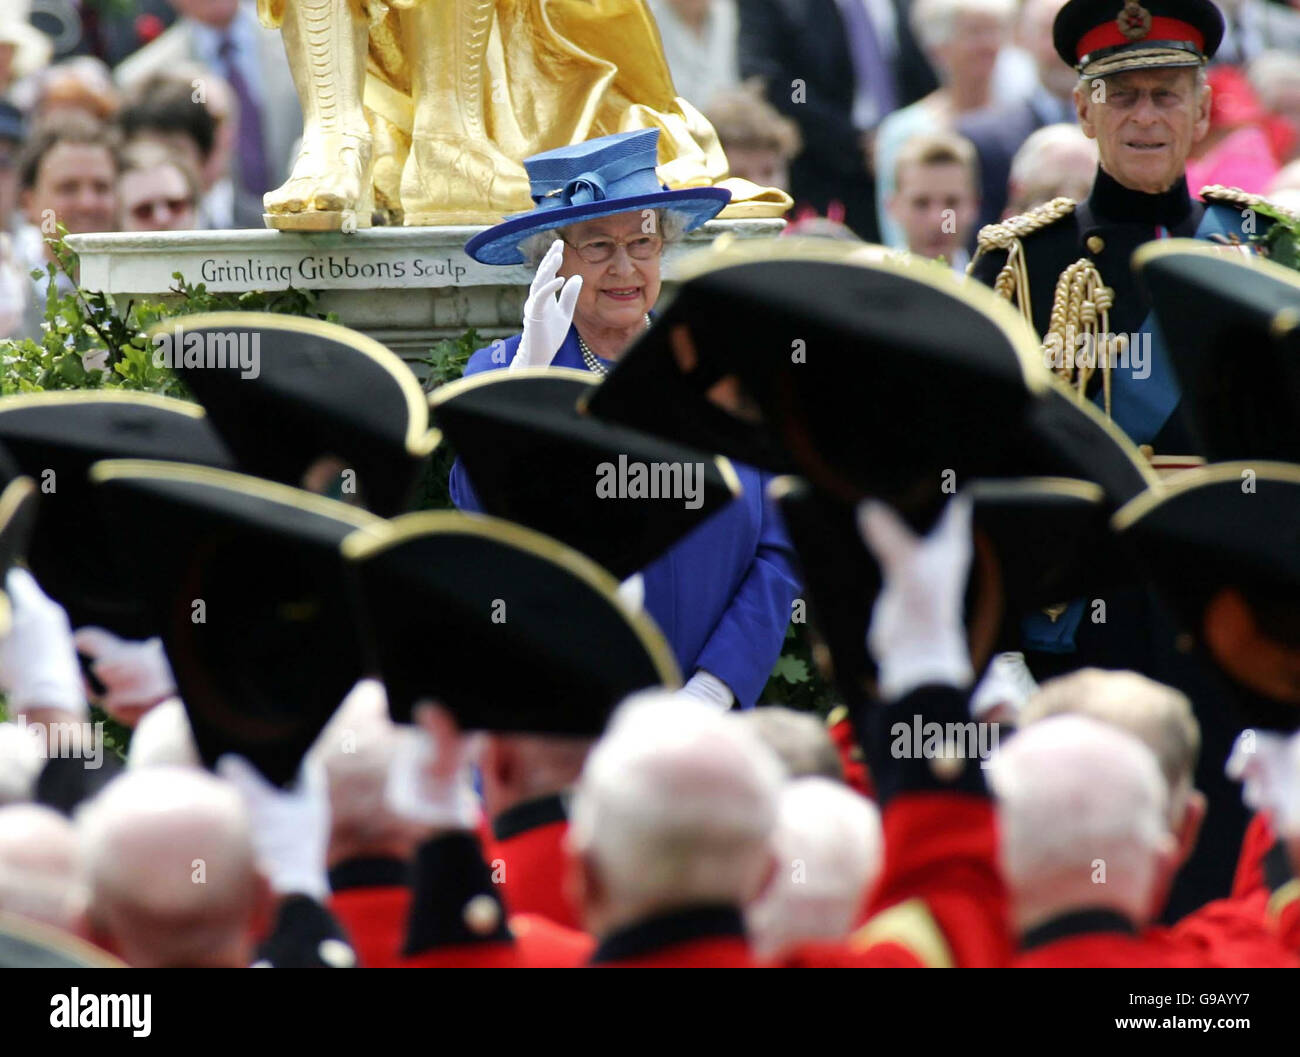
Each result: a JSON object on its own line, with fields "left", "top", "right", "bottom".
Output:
{"left": 257, "top": 0, "right": 784, "bottom": 229}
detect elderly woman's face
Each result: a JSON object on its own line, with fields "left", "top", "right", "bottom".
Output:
{"left": 558, "top": 211, "right": 664, "bottom": 336}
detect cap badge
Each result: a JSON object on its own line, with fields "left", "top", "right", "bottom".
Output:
{"left": 1117, "top": 1, "right": 1153, "bottom": 41}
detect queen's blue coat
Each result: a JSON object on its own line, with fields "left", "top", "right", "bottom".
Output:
{"left": 448, "top": 328, "right": 802, "bottom": 708}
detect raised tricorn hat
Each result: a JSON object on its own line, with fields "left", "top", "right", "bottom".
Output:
{"left": 583, "top": 241, "right": 1050, "bottom": 511}
{"left": 772, "top": 475, "right": 1119, "bottom": 702}
{"left": 1053, "top": 0, "right": 1224, "bottom": 78}
{"left": 430, "top": 367, "right": 742, "bottom": 578}
{"left": 90, "top": 460, "right": 383, "bottom": 786}
{"left": 0, "top": 392, "right": 235, "bottom": 636}
{"left": 341, "top": 511, "right": 681, "bottom": 735}
{"left": 150, "top": 312, "right": 438, "bottom": 516}
{"left": 1134, "top": 240, "right": 1300, "bottom": 464}
{"left": 1113, "top": 461, "right": 1300, "bottom": 725}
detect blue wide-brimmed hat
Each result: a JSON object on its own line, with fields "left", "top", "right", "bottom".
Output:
{"left": 464, "top": 129, "right": 731, "bottom": 266}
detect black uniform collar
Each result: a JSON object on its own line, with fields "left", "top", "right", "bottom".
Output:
{"left": 1088, "top": 167, "right": 1194, "bottom": 228}
{"left": 328, "top": 856, "right": 408, "bottom": 892}
{"left": 590, "top": 904, "right": 747, "bottom": 964}
{"left": 1020, "top": 908, "right": 1139, "bottom": 951}
{"left": 491, "top": 792, "right": 569, "bottom": 842}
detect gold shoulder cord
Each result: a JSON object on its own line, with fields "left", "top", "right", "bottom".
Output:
{"left": 1199, "top": 184, "right": 1300, "bottom": 225}
{"left": 970, "top": 197, "right": 1115, "bottom": 415}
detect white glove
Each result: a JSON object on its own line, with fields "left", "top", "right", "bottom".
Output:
{"left": 677, "top": 669, "right": 734, "bottom": 711}
{"left": 617, "top": 572, "right": 645, "bottom": 613}
{"left": 216, "top": 754, "right": 331, "bottom": 902}
{"left": 1226, "top": 729, "right": 1300, "bottom": 837}
{"left": 857, "top": 495, "right": 974, "bottom": 703}
{"left": 73, "top": 627, "right": 176, "bottom": 715}
{"left": 970, "top": 651, "right": 1038, "bottom": 722}
{"left": 384, "top": 704, "right": 480, "bottom": 830}
{"left": 512, "top": 239, "right": 582, "bottom": 370}
{"left": 0, "top": 568, "right": 86, "bottom": 719}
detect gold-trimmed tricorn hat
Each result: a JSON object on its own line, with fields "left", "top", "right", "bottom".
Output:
{"left": 1053, "top": 0, "right": 1224, "bottom": 78}
{"left": 342, "top": 511, "right": 681, "bottom": 735}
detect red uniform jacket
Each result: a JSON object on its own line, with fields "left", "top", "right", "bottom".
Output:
{"left": 328, "top": 858, "right": 410, "bottom": 968}
{"left": 1015, "top": 912, "right": 1218, "bottom": 967}
{"left": 483, "top": 795, "right": 581, "bottom": 931}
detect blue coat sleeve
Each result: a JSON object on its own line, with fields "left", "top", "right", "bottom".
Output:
{"left": 447, "top": 334, "right": 521, "bottom": 512}
{"left": 692, "top": 481, "right": 802, "bottom": 708}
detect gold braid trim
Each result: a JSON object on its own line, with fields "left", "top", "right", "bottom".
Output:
{"left": 1044, "top": 258, "right": 1116, "bottom": 417}
{"left": 969, "top": 197, "right": 1077, "bottom": 334}
{"left": 1200, "top": 185, "right": 1300, "bottom": 225}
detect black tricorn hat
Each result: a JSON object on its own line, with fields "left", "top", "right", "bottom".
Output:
{"left": 151, "top": 312, "right": 438, "bottom": 516}
{"left": 0, "top": 392, "right": 235, "bottom": 635}
{"left": 341, "top": 511, "right": 681, "bottom": 735}
{"left": 1113, "top": 462, "right": 1300, "bottom": 723}
{"left": 430, "top": 367, "right": 742, "bottom": 578}
{"left": 1053, "top": 0, "right": 1224, "bottom": 77}
{"left": 1134, "top": 240, "right": 1300, "bottom": 464}
{"left": 583, "top": 241, "right": 1050, "bottom": 510}
{"left": 89, "top": 460, "right": 383, "bottom": 786}
{"left": 773, "top": 475, "right": 1118, "bottom": 702}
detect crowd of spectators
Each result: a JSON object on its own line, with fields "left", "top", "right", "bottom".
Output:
{"left": 2, "top": 0, "right": 1300, "bottom": 339}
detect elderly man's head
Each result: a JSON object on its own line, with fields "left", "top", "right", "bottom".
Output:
{"left": 746, "top": 777, "right": 882, "bottom": 960}
{"left": 1075, "top": 66, "right": 1212, "bottom": 194}
{"left": 566, "top": 692, "right": 784, "bottom": 937}
{"left": 307, "top": 679, "right": 426, "bottom": 867}
{"left": 519, "top": 208, "right": 685, "bottom": 345}
{"left": 0, "top": 804, "right": 86, "bottom": 934}
{"left": 1005, "top": 122, "right": 1098, "bottom": 215}
{"left": 990, "top": 714, "right": 1176, "bottom": 933}
{"left": 912, "top": 0, "right": 1014, "bottom": 87}
{"left": 76, "top": 767, "right": 269, "bottom": 967}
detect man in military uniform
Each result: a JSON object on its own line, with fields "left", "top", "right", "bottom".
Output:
{"left": 969, "top": 0, "right": 1274, "bottom": 458}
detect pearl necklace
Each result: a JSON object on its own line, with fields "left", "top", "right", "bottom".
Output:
{"left": 577, "top": 315, "right": 651, "bottom": 376}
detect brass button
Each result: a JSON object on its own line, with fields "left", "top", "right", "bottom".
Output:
{"left": 1086, "top": 235, "right": 1105, "bottom": 254}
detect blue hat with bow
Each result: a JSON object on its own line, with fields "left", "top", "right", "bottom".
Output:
{"left": 464, "top": 129, "right": 731, "bottom": 266}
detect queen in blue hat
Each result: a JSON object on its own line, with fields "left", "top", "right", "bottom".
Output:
{"left": 463, "top": 128, "right": 730, "bottom": 373}
{"left": 450, "top": 130, "right": 800, "bottom": 714}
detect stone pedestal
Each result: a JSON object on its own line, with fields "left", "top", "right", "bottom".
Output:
{"left": 67, "top": 220, "right": 784, "bottom": 363}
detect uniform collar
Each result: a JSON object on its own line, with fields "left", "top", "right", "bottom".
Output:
{"left": 591, "top": 904, "right": 747, "bottom": 964}
{"left": 1020, "top": 908, "right": 1139, "bottom": 951}
{"left": 328, "top": 856, "right": 409, "bottom": 892}
{"left": 1088, "top": 167, "right": 1193, "bottom": 228}
{"left": 491, "top": 792, "right": 569, "bottom": 842}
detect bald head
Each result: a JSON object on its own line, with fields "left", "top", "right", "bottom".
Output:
{"left": 76, "top": 767, "right": 266, "bottom": 967}
{"left": 568, "top": 692, "right": 784, "bottom": 937}
{"left": 307, "top": 679, "right": 423, "bottom": 865}
{"left": 990, "top": 714, "right": 1173, "bottom": 932}
{"left": 1021, "top": 668, "right": 1200, "bottom": 821}
{"left": 0, "top": 804, "right": 85, "bottom": 932}
{"left": 746, "top": 777, "right": 882, "bottom": 959}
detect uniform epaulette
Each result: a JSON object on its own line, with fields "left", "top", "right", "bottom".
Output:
{"left": 975, "top": 196, "right": 1077, "bottom": 253}
{"left": 1200, "top": 184, "right": 1300, "bottom": 224}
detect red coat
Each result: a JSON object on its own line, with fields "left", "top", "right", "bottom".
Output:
{"left": 328, "top": 858, "right": 409, "bottom": 968}
{"left": 781, "top": 791, "right": 1010, "bottom": 968}
{"left": 1016, "top": 923, "right": 1216, "bottom": 967}
{"left": 483, "top": 795, "right": 582, "bottom": 931}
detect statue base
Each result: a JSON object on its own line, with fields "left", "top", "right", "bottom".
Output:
{"left": 67, "top": 220, "right": 784, "bottom": 371}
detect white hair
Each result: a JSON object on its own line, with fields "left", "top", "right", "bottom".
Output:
{"left": 1019, "top": 668, "right": 1200, "bottom": 827}
{"left": 568, "top": 691, "right": 784, "bottom": 922}
{"left": 517, "top": 209, "right": 690, "bottom": 268}
{"left": 989, "top": 714, "right": 1170, "bottom": 924}
{"left": 305, "top": 679, "right": 413, "bottom": 852}
{"left": 127, "top": 698, "right": 200, "bottom": 770}
{"left": 76, "top": 766, "right": 260, "bottom": 966}
{"left": 1247, "top": 49, "right": 1300, "bottom": 111}
{"left": 745, "top": 777, "right": 882, "bottom": 960}
{"left": 911, "top": 0, "right": 1015, "bottom": 53}
{"left": 0, "top": 803, "right": 86, "bottom": 931}
{"left": 1008, "top": 123, "right": 1097, "bottom": 189}
{"left": 735, "top": 707, "right": 843, "bottom": 781}
{"left": 0, "top": 722, "right": 43, "bottom": 805}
